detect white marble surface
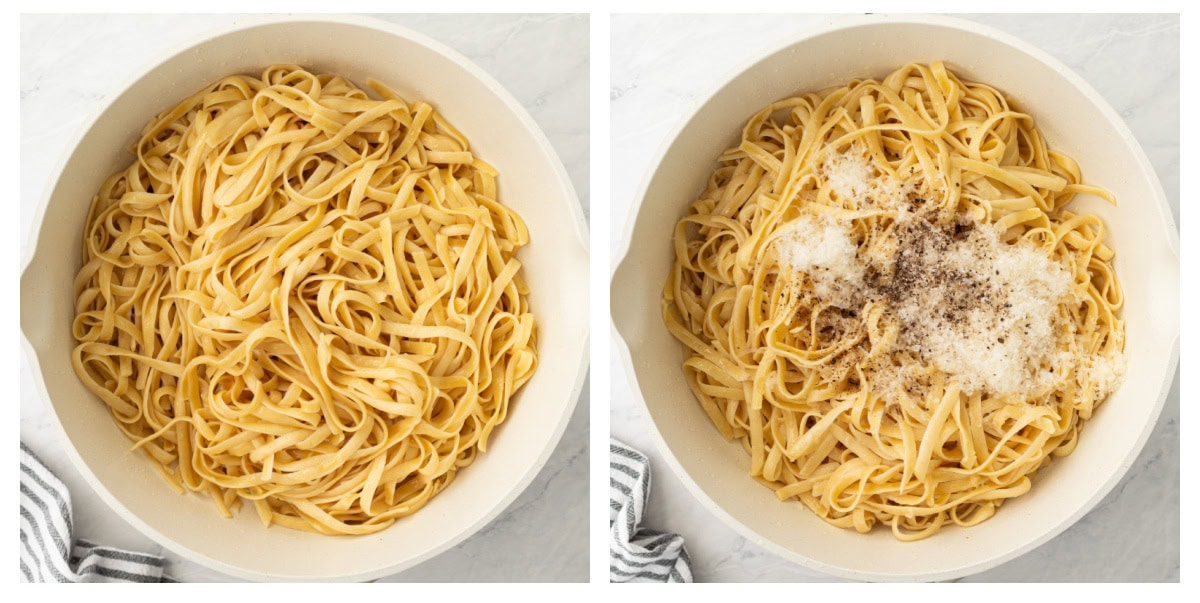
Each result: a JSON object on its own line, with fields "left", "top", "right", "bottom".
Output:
{"left": 20, "top": 13, "right": 589, "bottom": 582}
{"left": 610, "top": 13, "right": 1179, "bottom": 582}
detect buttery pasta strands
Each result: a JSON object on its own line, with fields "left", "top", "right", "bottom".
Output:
{"left": 72, "top": 65, "right": 537, "bottom": 535}
{"left": 663, "top": 62, "right": 1125, "bottom": 541}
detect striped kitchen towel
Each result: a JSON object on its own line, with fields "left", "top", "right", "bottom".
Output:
{"left": 20, "top": 442, "right": 172, "bottom": 582}
{"left": 610, "top": 439, "right": 693, "bottom": 583}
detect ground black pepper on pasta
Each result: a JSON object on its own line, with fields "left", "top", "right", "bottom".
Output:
{"left": 662, "top": 62, "right": 1126, "bottom": 540}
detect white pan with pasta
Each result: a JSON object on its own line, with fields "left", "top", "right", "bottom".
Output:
{"left": 612, "top": 15, "right": 1177, "bottom": 581}
{"left": 20, "top": 15, "right": 588, "bottom": 581}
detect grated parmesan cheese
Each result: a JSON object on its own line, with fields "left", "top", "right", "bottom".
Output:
{"left": 771, "top": 148, "right": 1119, "bottom": 400}
{"left": 1076, "top": 347, "right": 1128, "bottom": 400}
{"left": 820, "top": 147, "right": 914, "bottom": 211}
{"left": 889, "top": 219, "right": 1079, "bottom": 397}
{"left": 774, "top": 214, "right": 862, "bottom": 304}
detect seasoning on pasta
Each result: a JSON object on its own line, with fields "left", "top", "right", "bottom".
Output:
{"left": 71, "top": 65, "right": 538, "bottom": 535}
{"left": 662, "top": 62, "right": 1125, "bottom": 541}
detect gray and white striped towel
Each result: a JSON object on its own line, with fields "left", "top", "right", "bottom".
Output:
{"left": 610, "top": 439, "right": 693, "bottom": 583}
{"left": 20, "top": 442, "right": 172, "bottom": 582}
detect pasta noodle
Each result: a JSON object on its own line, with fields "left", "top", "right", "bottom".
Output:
{"left": 663, "top": 62, "right": 1125, "bottom": 541}
{"left": 71, "top": 65, "right": 538, "bottom": 535}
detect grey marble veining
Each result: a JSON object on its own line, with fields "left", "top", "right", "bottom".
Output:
{"left": 610, "top": 13, "right": 1179, "bottom": 583}
{"left": 20, "top": 13, "right": 589, "bottom": 583}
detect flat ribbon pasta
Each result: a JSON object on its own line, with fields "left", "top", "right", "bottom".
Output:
{"left": 663, "top": 62, "right": 1124, "bottom": 541}
{"left": 72, "top": 65, "right": 538, "bottom": 535}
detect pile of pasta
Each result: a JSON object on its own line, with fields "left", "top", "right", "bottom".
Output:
{"left": 663, "top": 62, "right": 1124, "bottom": 540}
{"left": 72, "top": 65, "right": 537, "bottom": 535}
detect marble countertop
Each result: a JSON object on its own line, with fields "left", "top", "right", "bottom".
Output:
{"left": 20, "top": 13, "right": 589, "bottom": 582}
{"left": 610, "top": 13, "right": 1179, "bottom": 582}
